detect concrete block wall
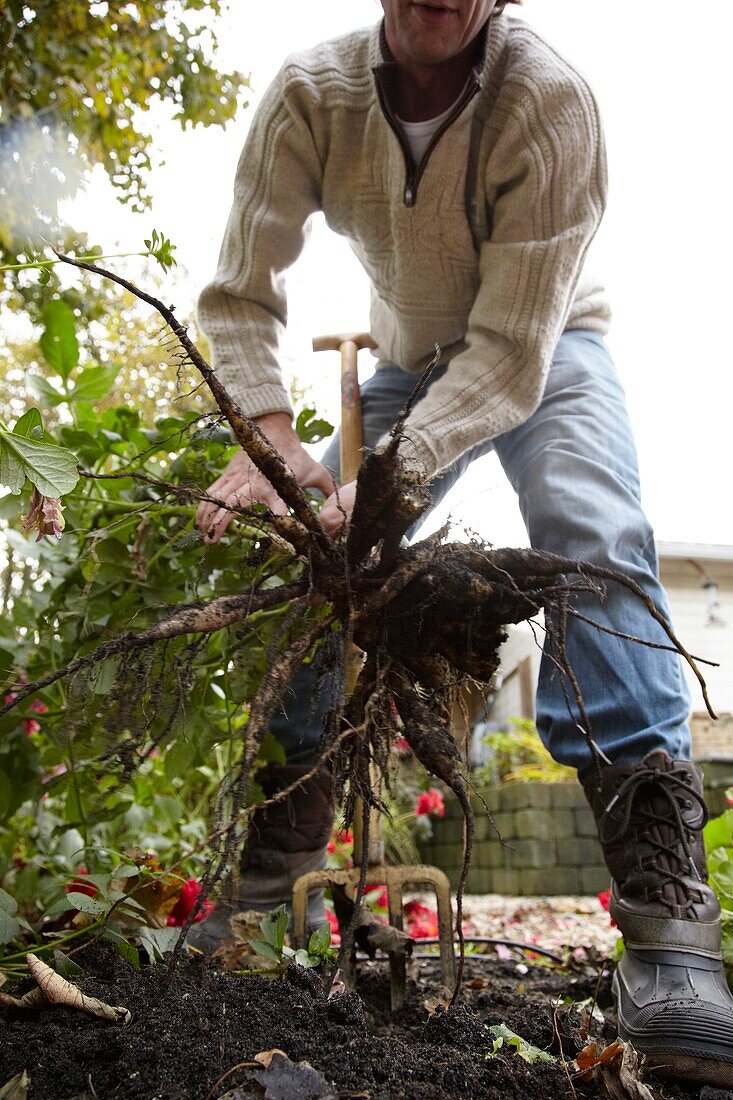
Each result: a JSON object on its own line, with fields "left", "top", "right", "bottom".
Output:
{"left": 418, "top": 762, "right": 733, "bottom": 896}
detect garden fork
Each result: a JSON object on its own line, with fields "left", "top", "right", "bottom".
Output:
{"left": 291, "top": 332, "right": 456, "bottom": 1009}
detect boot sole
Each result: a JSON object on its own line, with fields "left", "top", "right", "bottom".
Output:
{"left": 612, "top": 971, "right": 733, "bottom": 1089}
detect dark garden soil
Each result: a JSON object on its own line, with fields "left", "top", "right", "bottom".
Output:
{"left": 0, "top": 941, "right": 717, "bottom": 1100}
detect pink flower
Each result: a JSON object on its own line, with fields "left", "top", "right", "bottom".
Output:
{"left": 415, "top": 788, "right": 445, "bottom": 818}
{"left": 22, "top": 489, "right": 65, "bottom": 541}
{"left": 726, "top": 789, "right": 733, "bottom": 809}
{"left": 166, "top": 879, "right": 214, "bottom": 926}
{"left": 42, "top": 763, "right": 67, "bottom": 784}
{"left": 21, "top": 700, "right": 46, "bottom": 736}
{"left": 393, "top": 735, "right": 411, "bottom": 754}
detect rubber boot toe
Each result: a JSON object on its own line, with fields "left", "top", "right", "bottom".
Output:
{"left": 614, "top": 946, "right": 733, "bottom": 1087}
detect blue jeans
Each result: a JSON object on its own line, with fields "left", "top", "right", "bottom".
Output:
{"left": 270, "top": 331, "right": 691, "bottom": 781}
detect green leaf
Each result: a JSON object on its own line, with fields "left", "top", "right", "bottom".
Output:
{"left": 91, "top": 657, "right": 119, "bottom": 696}
{"left": 0, "top": 907, "right": 20, "bottom": 945}
{"left": 102, "top": 926, "right": 141, "bottom": 970}
{"left": 25, "top": 373, "right": 68, "bottom": 407}
{"left": 248, "top": 939, "right": 282, "bottom": 964}
{"left": 40, "top": 300, "right": 79, "bottom": 380}
{"left": 52, "top": 950, "right": 84, "bottom": 978}
{"left": 260, "top": 904, "right": 289, "bottom": 951}
{"left": 138, "top": 926, "right": 181, "bottom": 963}
{"left": 308, "top": 924, "right": 332, "bottom": 956}
{"left": 69, "top": 364, "right": 120, "bottom": 404}
{"left": 0, "top": 430, "right": 79, "bottom": 497}
{"left": 12, "top": 409, "right": 43, "bottom": 439}
{"left": 144, "top": 229, "right": 177, "bottom": 272}
{"left": 294, "top": 948, "right": 319, "bottom": 968}
{"left": 296, "top": 407, "right": 334, "bottom": 445}
{"left": 65, "top": 891, "right": 110, "bottom": 917}
{"left": 487, "top": 1023, "right": 556, "bottom": 1064}
{"left": 258, "top": 730, "right": 286, "bottom": 767}
{"left": 0, "top": 887, "right": 18, "bottom": 915}
{"left": 704, "top": 810, "right": 733, "bottom": 853}
{"left": 163, "top": 738, "right": 197, "bottom": 780}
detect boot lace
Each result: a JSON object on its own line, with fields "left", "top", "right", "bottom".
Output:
{"left": 600, "top": 759, "right": 708, "bottom": 914}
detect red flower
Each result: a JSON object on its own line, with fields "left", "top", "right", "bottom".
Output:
{"left": 328, "top": 828, "right": 354, "bottom": 854}
{"left": 404, "top": 900, "right": 439, "bottom": 939}
{"left": 415, "top": 788, "right": 445, "bottom": 818}
{"left": 166, "top": 878, "right": 214, "bottom": 926}
{"left": 326, "top": 907, "right": 341, "bottom": 945}
{"left": 367, "top": 884, "right": 388, "bottom": 910}
{"left": 402, "top": 902, "right": 435, "bottom": 937}
{"left": 393, "top": 735, "right": 411, "bottom": 754}
{"left": 726, "top": 789, "right": 733, "bottom": 809}
{"left": 597, "top": 889, "right": 617, "bottom": 928}
{"left": 65, "top": 866, "right": 98, "bottom": 898}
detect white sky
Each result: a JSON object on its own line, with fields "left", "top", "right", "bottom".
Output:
{"left": 67, "top": 0, "right": 733, "bottom": 548}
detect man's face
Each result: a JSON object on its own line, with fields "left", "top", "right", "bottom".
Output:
{"left": 381, "top": 0, "right": 499, "bottom": 67}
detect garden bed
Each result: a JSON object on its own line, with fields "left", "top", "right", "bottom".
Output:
{"left": 0, "top": 941, "right": 710, "bottom": 1100}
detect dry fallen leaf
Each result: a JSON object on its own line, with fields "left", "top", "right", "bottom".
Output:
{"left": 0, "top": 954, "right": 130, "bottom": 1025}
{"left": 0, "top": 1071, "right": 30, "bottom": 1100}
{"left": 423, "top": 986, "right": 451, "bottom": 1016}
{"left": 576, "top": 1039, "right": 626, "bottom": 1078}
{"left": 601, "top": 1043, "right": 657, "bottom": 1100}
{"left": 254, "top": 1050, "right": 289, "bottom": 1070}
{"left": 575, "top": 1039, "right": 657, "bottom": 1100}
{"left": 253, "top": 1052, "right": 336, "bottom": 1100}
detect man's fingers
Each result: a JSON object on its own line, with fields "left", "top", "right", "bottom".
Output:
{"left": 319, "top": 480, "right": 357, "bottom": 537}
{"left": 198, "top": 453, "right": 333, "bottom": 542}
{"left": 202, "top": 507, "right": 236, "bottom": 543}
{"left": 303, "top": 461, "right": 337, "bottom": 500}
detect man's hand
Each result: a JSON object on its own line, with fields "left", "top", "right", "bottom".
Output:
{"left": 319, "top": 480, "right": 357, "bottom": 536}
{"left": 196, "top": 412, "right": 335, "bottom": 543}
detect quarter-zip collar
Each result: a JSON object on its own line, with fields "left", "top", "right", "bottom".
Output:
{"left": 372, "top": 17, "right": 490, "bottom": 207}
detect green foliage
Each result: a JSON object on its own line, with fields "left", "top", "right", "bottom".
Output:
{"left": 487, "top": 1022, "right": 556, "bottom": 1064}
{"left": 0, "top": 290, "right": 334, "bottom": 958}
{"left": 295, "top": 408, "right": 335, "bottom": 446}
{"left": 474, "top": 718, "right": 575, "bottom": 786}
{"left": 0, "top": 407, "right": 79, "bottom": 497}
{"left": 248, "top": 904, "right": 336, "bottom": 971}
{"left": 0, "top": 0, "right": 248, "bottom": 250}
{"left": 704, "top": 804, "right": 733, "bottom": 984}
{"left": 143, "top": 230, "right": 177, "bottom": 274}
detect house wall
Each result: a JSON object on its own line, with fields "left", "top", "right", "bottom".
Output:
{"left": 659, "top": 555, "right": 733, "bottom": 751}
{"left": 484, "top": 550, "right": 733, "bottom": 760}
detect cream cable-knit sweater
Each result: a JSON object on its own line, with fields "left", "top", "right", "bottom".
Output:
{"left": 198, "top": 14, "right": 611, "bottom": 479}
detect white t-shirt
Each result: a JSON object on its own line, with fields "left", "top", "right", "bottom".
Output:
{"left": 396, "top": 88, "right": 466, "bottom": 165}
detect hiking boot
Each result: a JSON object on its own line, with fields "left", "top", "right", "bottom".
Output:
{"left": 585, "top": 749, "right": 733, "bottom": 1088}
{"left": 186, "top": 763, "right": 335, "bottom": 953}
